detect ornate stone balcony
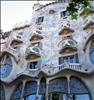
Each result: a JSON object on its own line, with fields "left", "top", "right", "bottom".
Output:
{"left": 41, "top": 63, "right": 82, "bottom": 75}
{"left": 25, "top": 46, "right": 41, "bottom": 60}
{"left": 30, "top": 32, "right": 43, "bottom": 45}
{"left": 83, "top": 16, "right": 94, "bottom": 30}
{"left": 10, "top": 34, "right": 23, "bottom": 47}
{"left": 58, "top": 20, "right": 74, "bottom": 37}
{"left": 59, "top": 38, "right": 77, "bottom": 54}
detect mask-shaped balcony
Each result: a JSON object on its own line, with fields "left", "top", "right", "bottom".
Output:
{"left": 59, "top": 38, "right": 77, "bottom": 54}
{"left": 59, "top": 26, "right": 74, "bottom": 37}
{"left": 83, "top": 16, "right": 94, "bottom": 30}
{"left": 10, "top": 35, "right": 23, "bottom": 47}
{"left": 30, "top": 32, "right": 43, "bottom": 44}
{"left": 25, "top": 46, "right": 41, "bottom": 60}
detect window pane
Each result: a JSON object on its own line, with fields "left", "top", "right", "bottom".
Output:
{"left": 75, "top": 94, "right": 90, "bottom": 100}
{"left": 61, "top": 11, "right": 69, "bottom": 17}
{"left": 27, "top": 95, "right": 36, "bottom": 100}
{"left": 59, "top": 57, "right": 63, "bottom": 64}
{"left": 70, "top": 55, "right": 74, "bottom": 63}
{"left": 63, "top": 54, "right": 79, "bottom": 63}
{"left": 24, "top": 95, "right": 45, "bottom": 100}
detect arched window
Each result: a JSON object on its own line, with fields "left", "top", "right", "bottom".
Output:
{"left": 48, "top": 77, "right": 91, "bottom": 100}
{"left": 0, "top": 84, "right": 5, "bottom": 100}
{"left": 70, "top": 77, "right": 90, "bottom": 100}
{"left": 90, "top": 40, "right": 94, "bottom": 64}
{"left": 23, "top": 81, "right": 37, "bottom": 100}
{"left": 48, "top": 77, "right": 68, "bottom": 100}
{"left": 38, "top": 77, "right": 46, "bottom": 100}
{"left": 0, "top": 55, "right": 12, "bottom": 78}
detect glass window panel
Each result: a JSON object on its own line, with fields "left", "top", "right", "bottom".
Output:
{"left": 70, "top": 55, "right": 74, "bottom": 63}
{"left": 75, "top": 94, "right": 90, "bottom": 100}
{"left": 27, "top": 95, "right": 36, "bottom": 100}
{"left": 59, "top": 57, "right": 63, "bottom": 64}
{"left": 75, "top": 54, "right": 79, "bottom": 63}
{"left": 24, "top": 95, "right": 45, "bottom": 100}
{"left": 62, "top": 54, "right": 79, "bottom": 63}
{"left": 63, "top": 57, "right": 69, "bottom": 63}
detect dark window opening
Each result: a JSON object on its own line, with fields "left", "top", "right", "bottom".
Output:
{"left": 61, "top": 11, "right": 69, "bottom": 18}
{"left": 29, "top": 61, "right": 38, "bottom": 69}
{"left": 36, "top": 17, "right": 44, "bottom": 24}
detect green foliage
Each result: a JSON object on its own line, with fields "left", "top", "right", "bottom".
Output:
{"left": 66, "top": 0, "right": 91, "bottom": 19}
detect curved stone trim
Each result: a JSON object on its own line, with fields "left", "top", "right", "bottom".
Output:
{"left": 1, "top": 51, "right": 18, "bottom": 63}
{"left": 1, "top": 65, "right": 94, "bottom": 84}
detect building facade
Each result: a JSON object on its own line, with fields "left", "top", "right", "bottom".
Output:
{"left": 0, "top": 0, "right": 94, "bottom": 100}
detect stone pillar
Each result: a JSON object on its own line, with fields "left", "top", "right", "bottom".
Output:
{"left": 21, "top": 80, "right": 26, "bottom": 99}
{"left": 67, "top": 76, "right": 71, "bottom": 100}
{"left": 35, "top": 80, "right": 40, "bottom": 100}
{"left": 45, "top": 80, "right": 49, "bottom": 100}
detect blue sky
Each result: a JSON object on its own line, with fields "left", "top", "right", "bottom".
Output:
{"left": 1, "top": 1, "right": 54, "bottom": 32}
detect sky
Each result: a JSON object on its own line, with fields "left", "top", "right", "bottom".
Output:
{"left": 1, "top": 1, "right": 54, "bottom": 32}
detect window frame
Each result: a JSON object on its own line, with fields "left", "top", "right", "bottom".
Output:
{"left": 59, "top": 54, "right": 79, "bottom": 65}
{"left": 36, "top": 16, "right": 44, "bottom": 25}
{"left": 60, "top": 11, "right": 69, "bottom": 18}
{"left": 28, "top": 61, "right": 38, "bottom": 69}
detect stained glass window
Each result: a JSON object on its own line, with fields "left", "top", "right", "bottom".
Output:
{"left": 0, "top": 55, "right": 12, "bottom": 78}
